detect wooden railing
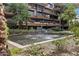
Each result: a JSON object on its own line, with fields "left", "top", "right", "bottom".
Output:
{"left": 43, "top": 8, "right": 53, "bottom": 14}
{"left": 27, "top": 22, "right": 60, "bottom": 26}
{"left": 30, "top": 16, "right": 49, "bottom": 19}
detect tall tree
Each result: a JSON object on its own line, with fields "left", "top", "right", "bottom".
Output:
{"left": 59, "top": 4, "right": 76, "bottom": 29}
{"left": 7, "top": 3, "right": 30, "bottom": 29}
{"left": 0, "top": 4, "right": 10, "bottom": 56}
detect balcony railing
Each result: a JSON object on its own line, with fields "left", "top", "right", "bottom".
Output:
{"left": 27, "top": 22, "right": 60, "bottom": 26}
{"left": 30, "top": 16, "right": 49, "bottom": 19}
{"left": 28, "top": 4, "right": 53, "bottom": 15}
{"left": 43, "top": 8, "right": 53, "bottom": 14}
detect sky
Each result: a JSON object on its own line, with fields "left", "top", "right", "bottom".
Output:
{"left": 75, "top": 8, "right": 79, "bottom": 15}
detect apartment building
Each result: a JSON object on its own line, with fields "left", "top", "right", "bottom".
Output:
{"left": 27, "top": 3, "right": 62, "bottom": 30}
{"left": 4, "top": 3, "right": 67, "bottom": 30}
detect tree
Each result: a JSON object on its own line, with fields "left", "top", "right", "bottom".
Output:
{"left": 0, "top": 4, "right": 10, "bottom": 56}
{"left": 7, "top": 3, "right": 30, "bottom": 29}
{"left": 59, "top": 4, "right": 76, "bottom": 29}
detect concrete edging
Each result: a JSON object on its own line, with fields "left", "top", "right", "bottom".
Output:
{"left": 7, "top": 35, "right": 74, "bottom": 49}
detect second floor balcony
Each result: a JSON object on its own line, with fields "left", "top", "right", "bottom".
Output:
{"left": 27, "top": 21, "right": 60, "bottom": 26}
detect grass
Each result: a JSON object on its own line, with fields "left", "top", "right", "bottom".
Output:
{"left": 10, "top": 48, "right": 22, "bottom": 56}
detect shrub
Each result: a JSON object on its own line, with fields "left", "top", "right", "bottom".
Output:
{"left": 9, "top": 29, "right": 28, "bottom": 35}
{"left": 7, "top": 19, "right": 18, "bottom": 29}
{"left": 28, "top": 27, "right": 35, "bottom": 32}
{"left": 24, "top": 45, "right": 44, "bottom": 56}
{"left": 52, "top": 38, "right": 76, "bottom": 52}
{"left": 10, "top": 48, "right": 22, "bottom": 56}
{"left": 69, "top": 21, "right": 79, "bottom": 37}
{"left": 52, "top": 39, "right": 67, "bottom": 52}
{"left": 71, "top": 26, "right": 79, "bottom": 37}
{"left": 51, "top": 27, "right": 62, "bottom": 31}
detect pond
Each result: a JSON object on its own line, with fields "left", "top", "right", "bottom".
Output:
{"left": 9, "top": 34, "right": 64, "bottom": 46}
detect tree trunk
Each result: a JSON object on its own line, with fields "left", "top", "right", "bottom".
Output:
{"left": 0, "top": 3, "right": 11, "bottom": 56}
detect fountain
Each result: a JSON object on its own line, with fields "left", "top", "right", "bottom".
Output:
{"left": 9, "top": 28, "right": 64, "bottom": 46}
{"left": 7, "top": 23, "right": 73, "bottom": 49}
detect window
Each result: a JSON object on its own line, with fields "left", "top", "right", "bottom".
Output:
{"left": 36, "top": 12, "right": 42, "bottom": 16}
{"left": 29, "top": 4, "right": 36, "bottom": 9}
{"left": 42, "top": 14, "right": 50, "bottom": 18}
{"left": 47, "top": 3, "right": 54, "bottom": 8}
{"left": 37, "top": 5, "right": 42, "bottom": 12}
{"left": 28, "top": 11, "right": 34, "bottom": 16}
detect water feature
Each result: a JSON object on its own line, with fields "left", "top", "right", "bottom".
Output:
{"left": 9, "top": 32, "right": 64, "bottom": 46}
{"left": 9, "top": 28, "right": 70, "bottom": 46}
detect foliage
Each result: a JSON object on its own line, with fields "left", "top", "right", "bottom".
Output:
{"left": 51, "top": 27, "right": 62, "bottom": 31}
{"left": 10, "top": 48, "right": 22, "bottom": 56}
{"left": 60, "top": 4, "right": 76, "bottom": 29}
{"left": 52, "top": 39, "right": 67, "bottom": 51}
{"left": 75, "top": 40, "right": 79, "bottom": 45}
{"left": 70, "top": 21, "right": 79, "bottom": 28}
{"left": 52, "top": 37, "right": 76, "bottom": 53}
{"left": 9, "top": 3, "right": 30, "bottom": 21}
{"left": 1, "top": 19, "right": 9, "bottom": 39}
{"left": 60, "top": 4, "right": 76, "bottom": 21}
{"left": 4, "top": 22, "right": 9, "bottom": 39}
{"left": 7, "top": 3, "right": 30, "bottom": 21}
{"left": 7, "top": 20, "right": 18, "bottom": 29}
{"left": 70, "top": 21, "right": 79, "bottom": 37}
{"left": 71, "top": 26, "right": 79, "bottom": 37}
{"left": 7, "top": 3, "right": 30, "bottom": 29}
{"left": 28, "top": 27, "right": 35, "bottom": 32}
{"left": 9, "top": 29, "right": 28, "bottom": 35}
{"left": 24, "top": 45, "right": 45, "bottom": 56}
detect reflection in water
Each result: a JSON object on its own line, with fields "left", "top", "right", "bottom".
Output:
{"left": 27, "top": 34, "right": 60, "bottom": 39}
{"left": 9, "top": 34, "right": 63, "bottom": 46}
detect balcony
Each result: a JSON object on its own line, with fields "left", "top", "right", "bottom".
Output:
{"left": 28, "top": 5, "right": 35, "bottom": 11}
{"left": 4, "top": 12, "right": 15, "bottom": 18}
{"left": 36, "top": 3, "right": 53, "bottom": 11}
{"left": 43, "top": 8, "right": 53, "bottom": 15}
{"left": 27, "top": 22, "right": 60, "bottom": 26}
{"left": 29, "top": 16, "right": 49, "bottom": 19}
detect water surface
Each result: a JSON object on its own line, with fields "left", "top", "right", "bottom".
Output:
{"left": 9, "top": 34, "right": 64, "bottom": 45}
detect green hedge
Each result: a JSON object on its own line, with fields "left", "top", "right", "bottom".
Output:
{"left": 71, "top": 26, "right": 79, "bottom": 37}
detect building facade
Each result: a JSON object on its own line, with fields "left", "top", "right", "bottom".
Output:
{"left": 27, "top": 3, "right": 62, "bottom": 30}
{"left": 4, "top": 3, "right": 67, "bottom": 30}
